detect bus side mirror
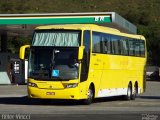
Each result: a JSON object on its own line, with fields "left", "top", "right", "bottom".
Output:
{"left": 19, "top": 45, "right": 30, "bottom": 60}
{"left": 78, "top": 46, "right": 85, "bottom": 60}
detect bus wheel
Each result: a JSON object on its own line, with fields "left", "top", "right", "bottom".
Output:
{"left": 83, "top": 86, "right": 94, "bottom": 105}
{"left": 125, "top": 84, "right": 132, "bottom": 100}
{"left": 131, "top": 84, "right": 138, "bottom": 100}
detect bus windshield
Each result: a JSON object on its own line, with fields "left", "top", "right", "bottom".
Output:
{"left": 28, "top": 47, "right": 79, "bottom": 80}
{"left": 32, "top": 30, "right": 81, "bottom": 47}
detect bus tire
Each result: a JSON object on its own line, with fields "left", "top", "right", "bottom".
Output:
{"left": 83, "top": 86, "right": 94, "bottom": 105}
{"left": 131, "top": 84, "right": 138, "bottom": 100}
{"left": 125, "top": 83, "right": 132, "bottom": 100}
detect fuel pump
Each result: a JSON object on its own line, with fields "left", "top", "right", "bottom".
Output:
{"left": 9, "top": 58, "right": 27, "bottom": 84}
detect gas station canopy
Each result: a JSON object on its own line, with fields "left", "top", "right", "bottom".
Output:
{"left": 0, "top": 12, "right": 137, "bottom": 34}
{"left": 0, "top": 12, "right": 137, "bottom": 84}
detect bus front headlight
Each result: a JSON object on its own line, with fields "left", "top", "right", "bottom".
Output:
{"left": 28, "top": 82, "right": 38, "bottom": 88}
{"left": 65, "top": 83, "right": 78, "bottom": 88}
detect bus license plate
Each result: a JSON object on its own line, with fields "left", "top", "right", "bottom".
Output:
{"left": 46, "top": 92, "right": 55, "bottom": 95}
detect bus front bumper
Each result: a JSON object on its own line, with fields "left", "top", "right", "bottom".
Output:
{"left": 28, "top": 86, "right": 80, "bottom": 100}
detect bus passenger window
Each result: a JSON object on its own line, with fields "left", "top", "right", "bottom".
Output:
{"left": 106, "top": 40, "right": 111, "bottom": 54}
{"left": 120, "top": 38, "right": 128, "bottom": 55}
{"left": 111, "top": 35, "right": 120, "bottom": 55}
{"left": 140, "top": 41, "right": 145, "bottom": 57}
{"left": 92, "top": 33, "right": 101, "bottom": 53}
{"left": 128, "top": 39, "right": 135, "bottom": 56}
{"left": 102, "top": 34, "right": 111, "bottom": 54}
{"left": 135, "top": 40, "right": 140, "bottom": 57}
{"left": 101, "top": 37, "right": 107, "bottom": 54}
{"left": 104, "top": 40, "right": 108, "bottom": 54}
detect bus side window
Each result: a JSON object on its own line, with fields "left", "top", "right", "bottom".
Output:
{"left": 92, "top": 32, "right": 101, "bottom": 53}
{"left": 128, "top": 39, "right": 135, "bottom": 56}
{"left": 120, "top": 38, "right": 128, "bottom": 56}
{"left": 106, "top": 38, "right": 112, "bottom": 54}
{"left": 140, "top": 40, "right": 145, "bottom": 57}
{"left": 135, "top": 40, "right": 140, "bottom": 57}
{"left": 111, "top": 35, "right": 120, "bottom": 55}
{"left": 102, "top": 33, "right": 111, "bottom": 54}
{"left": 111, "top": 36, "right": 115, "bottom": 54}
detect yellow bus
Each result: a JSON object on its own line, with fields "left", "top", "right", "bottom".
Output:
{"left": 20, "top": 24, "right": 147, "bottom": 104}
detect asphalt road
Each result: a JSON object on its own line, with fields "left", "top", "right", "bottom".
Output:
{"left": 0, "top": 81, "right": 160, "bottom": 120}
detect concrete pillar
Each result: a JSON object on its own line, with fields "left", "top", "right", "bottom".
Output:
{"left": 1, "top": 32, "right": 7, "bottom": 52}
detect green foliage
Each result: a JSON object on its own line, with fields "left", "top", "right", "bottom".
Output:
{"left": 0, "top": 0, "right": 160, "bottom": 65}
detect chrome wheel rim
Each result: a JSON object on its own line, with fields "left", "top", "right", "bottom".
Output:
{"left": 127, "top": 87, "right": 131, "bottom": 98}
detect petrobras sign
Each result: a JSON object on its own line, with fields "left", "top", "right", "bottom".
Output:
{"left": 0, "top": 14, "right": 111, "bottom": 24}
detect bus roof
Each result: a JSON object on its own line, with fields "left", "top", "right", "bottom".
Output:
{"left": 35, "top": 24, "right": 145, "bottom": 40}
